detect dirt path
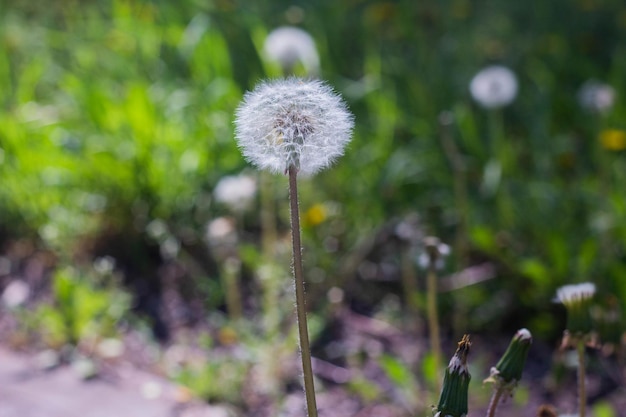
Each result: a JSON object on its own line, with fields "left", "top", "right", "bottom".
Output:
{"left": 0, "top": 347, "right": 194, "bottom": 417}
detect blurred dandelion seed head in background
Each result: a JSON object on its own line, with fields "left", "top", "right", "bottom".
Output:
{"left": 418, "top": 237, "right": 450, "bottom": 270}
{"left": 1, "top": 280, "right": 30, "bottom": 308}
{"left": 578, "top": 80, "right": 616, "bottom": 114}
{"left": 234, "top": 78, "right": 354, "bottom": 176}
{"left": 213, "top": 173, "right": 257, "bottom": 212}
{"left": 264, "top": 26, "right": 320, "bottom": 76}
{"left": 469, "top": 65, "right": 518, "bottom": 109}
{"left": 206, "top": 216, "right": 237, "bottom": 246}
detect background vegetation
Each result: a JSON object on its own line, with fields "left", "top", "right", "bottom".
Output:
{"left": 0, "top": 0, "right": 625, "bottom": 415}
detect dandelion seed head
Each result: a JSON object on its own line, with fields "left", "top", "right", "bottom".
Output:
{"left": 264, "top": 26, "right": 320, "bottom": 75}
{"left": 1, "top": 280, "right": 30, "bottom": 308}
{"left": 206, "top": 216, "right": 237, "bottom": 245}
{"left": 234, "top": 78, "right": 354, "bottom": 176}
{"left": 469, "top": 65, "right": 518, "bottom": 109}
{"left": 213, "top": 173, "right": 257, "bottom": 212}
{"left": 418, "top": 237, "right": 450, "bottom": 270}
{"left": 578, "top": 80, "right": 616, "bottom": 114}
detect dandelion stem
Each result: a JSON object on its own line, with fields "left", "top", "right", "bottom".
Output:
{"left": 439, "top": 114, "right": 469, "bottom": 267}
{"left": 485, "top": 385, "right": 505, "bottom": 417}
{"left": 288, "top": 165, "right": 318, "bottom": 417}
{"left": 577, "top": 340, "right": 586, "bottom": 417}
{"left": 427, "top": 263, "right": 442, "bottom": 395}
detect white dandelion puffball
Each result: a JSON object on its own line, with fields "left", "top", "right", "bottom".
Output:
{"left": 469, "top": 65, "right": 518, "bottom": 109}
{"left": 264, "top": 26, "right": 320, "bottom": 75}
{"left": 213, "top": 174, "right": 257, "bottom": 212}
{"left": 578, "top": 80, "right": 616, "bottom": 114}
{"left": 234, "top": 78, "right": 354, "bottom": 176}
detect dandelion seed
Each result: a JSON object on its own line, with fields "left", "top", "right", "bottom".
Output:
{"left": 264, "top": 26, "right": 320, "bottom": 75}
{"left": 469, "top": 65, "right": 518, "bottom": 109}
{"left": 234, "top": 78, "right": 354, "bottom": 176}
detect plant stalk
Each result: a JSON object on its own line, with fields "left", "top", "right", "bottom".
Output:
{"left": 288, "top": 165, "right": 318, "bottom": 417}
{"left": 439, "top": 115, "right": 469, "bottom": 267}
{"left": 485, "top": 386, "right": 505, "bottom": 417}
{"left": 427, "top": 263, "right": 442, "bottom": 395}
{"left": 577, "top": 340, "right": 586, "bottom": 417}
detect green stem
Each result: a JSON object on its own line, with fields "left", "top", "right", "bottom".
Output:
{"left": 439, "top": 121, "right": 469, "bottom": 268}
{"left": 485, "top": 385, "right": 505, "bottom": 417}
{"left": 427, "top": 264, "right": 442, "bottom": 395}
{"left": 222, "top": 258, "right": 242, "bottom": 320}
{"left": 288, "top": 165, "right": 318, "bottom": 417}
{"left": 577, "top": 340, "right": 586, "bottom": 417}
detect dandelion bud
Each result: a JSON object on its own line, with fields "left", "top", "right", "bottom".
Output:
{"left": 486, "top": 328, "right": 532, "bottom": 387}
{"left": 234, "top": 78, "right": 354, "bottom": 176}
{"left": 555, "top": 282, "right": 596, "bottom": 336}
{"left": 436, "top": 334, "right": 471, "bottom": 417}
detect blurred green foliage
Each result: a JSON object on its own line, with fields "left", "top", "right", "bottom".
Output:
{"left": 1, "top": 0, "right": 625, "bottom": 341}
{"left": 20, "top": 267, "right": 131, "bottom": 348}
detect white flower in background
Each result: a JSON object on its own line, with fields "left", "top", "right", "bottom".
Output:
{"left": 206, "top": 216, "right": 237, "bottom": 246}
{"left": 555, "top": 282, "right": 596, "bottom": 335}
{"left": 555, "top": 282, "right": 596, "bottom": 307}
{"left": 577, "top": 80, "right": 616, "bottom": 114}
{"left": 264, "top": 26, "right": 320, "bottom": 75}
{"left": 213, "top": 174, "right": 257, "bottom": 212}
{"left": 93, "top": 256, "right": 116, "bottom": 275}
{"left": 418, "top": 237, "right": 451, "bottom": 270}
{"left": 234, "top": 78, "right": 354, "bottom": 176}
{"left": 469, "top": 65, "right": 518, "bottom": 109}
{"left": 1, "top": 280, "right": 30, "bottom": 308}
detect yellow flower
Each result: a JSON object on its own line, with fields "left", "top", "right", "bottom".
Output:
{"left": 218, "top": 326, "right": 238, "bottom": 346}
{"left": 599, "top": 129, "right": 626, "bottom": 151}
{"left": 304, "top": 203, "right": 327, "bottom": 226}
